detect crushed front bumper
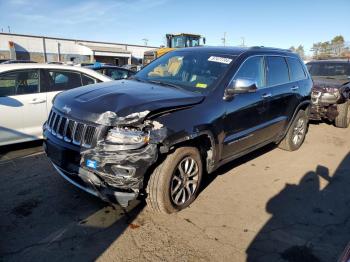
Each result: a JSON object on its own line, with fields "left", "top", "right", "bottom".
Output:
{"left": 310, "top": 90, "right": 340, "bottom": 121}
{"left": 44, "top": 134, "right": 158, "bottom": 207}
{"left": 52, "top": 163, "right": 137, "bottom": 207}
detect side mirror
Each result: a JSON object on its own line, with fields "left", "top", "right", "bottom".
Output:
{"left": 224, "top": 78, "right": 257, "bottom": 99}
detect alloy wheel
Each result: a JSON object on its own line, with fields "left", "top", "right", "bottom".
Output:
{"left": 170, "top": 156, "right": 199, "bottom": 206}
{"left": 292, "top": 118, "right": 306, "bottom": 145}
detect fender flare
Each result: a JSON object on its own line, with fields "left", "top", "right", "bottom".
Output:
{"left": 161, "top": 130, "right": 218, "bottom": 174}
{"left": 279, "top": 100, "right": 311, "bottom": 142}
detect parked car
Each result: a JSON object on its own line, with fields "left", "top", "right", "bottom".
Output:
{"left": 43, "top": 47, "right": 312, "bottom": 213}
{"left": 0, "top": 64, "right": 111, "bottom": 146}
{"left": 1, "top": 60, "right": 37, "bottom": 64}
{"left": 87, "top": 63, "right": 135, "bottom": 80}
{"left": 121, "top": 64, "right": 142, "bottom": 72}
{"left": 307, "top": 59, "right": 350, "bottom": 127}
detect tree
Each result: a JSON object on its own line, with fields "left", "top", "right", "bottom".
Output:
{"left": 311, "top": 35, "right": 346, "bottom": 59}
{"left": 289, "top": 45, "right": 305, "bottom": 59}
{"left": 296, "top": 45, "right": 305, "bottom": 59}
{"left": 331, "top": 35, "right": 345, "bottom": 57}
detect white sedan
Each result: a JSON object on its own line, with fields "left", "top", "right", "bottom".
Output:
{"left": 0, "top": 63, "right": 111, "bottom": 146}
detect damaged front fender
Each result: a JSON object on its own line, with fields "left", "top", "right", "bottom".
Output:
{"left": 80, "top": 110, "right": 169, "bottom": 193}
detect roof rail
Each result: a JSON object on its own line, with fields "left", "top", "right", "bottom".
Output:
{"left": 249, "top": 46, "right": 292, "bottom": 52}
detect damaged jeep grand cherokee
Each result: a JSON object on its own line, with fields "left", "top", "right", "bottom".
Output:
{"left": 307, "top": 60, "right": 350, "bottom": 128}
{"left": 43, "top": 47, "right": 312, "bottom": 213}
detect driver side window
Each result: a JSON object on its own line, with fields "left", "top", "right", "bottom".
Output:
{"left": 233, "top": 56, "right": 265, "bottom": 88}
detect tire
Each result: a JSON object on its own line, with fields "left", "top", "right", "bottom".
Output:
{"left": 335, "top": 101, "right": 350, "bottom": 128}
{"left": 146, "top": 147, "right": 203, "bottom": 214}
{"left": 278, "top": 110, "right": 308, "bottom": 151}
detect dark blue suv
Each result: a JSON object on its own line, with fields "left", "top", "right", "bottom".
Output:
{"left": 43, "top": 46, "right": 312, "bottom": 213}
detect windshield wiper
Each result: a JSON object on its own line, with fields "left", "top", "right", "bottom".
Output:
{"left": 147, "top": 80, "right": 183, "bottom": 90}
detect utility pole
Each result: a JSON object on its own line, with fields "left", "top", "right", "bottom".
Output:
{"left": 221, "top": 32, "right": 227, "bottom": 46}
{"left": 142, "top": 38, "right": 148, "bottom": 46}
{"left": 241, "top": 37, "right": 245, "bottom": 47}
{"left": 8, "top": 26, "right": 10, "bottom": 33}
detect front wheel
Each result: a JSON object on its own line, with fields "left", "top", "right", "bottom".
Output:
{"left": 335, "top": 101, "right": 350, "bottom": 128}
{"left": 146, "top": 147, "right": 202, "bottom": 214}
{"left": 278, "top": 110, "right": 308, "bottom": 151}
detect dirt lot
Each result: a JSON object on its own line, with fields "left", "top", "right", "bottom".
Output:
{"left": 0, "top": 122, "right": 349, "bottom": 262}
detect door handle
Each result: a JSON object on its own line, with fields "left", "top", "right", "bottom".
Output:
{"left": 291, "top": 86, "right": 299, "bottom": 91}
{"left": 28, "top": 98, "right": 46, "bottom": 104}
{"left": 261, "top": 93, "right": 272, "bottom": 99}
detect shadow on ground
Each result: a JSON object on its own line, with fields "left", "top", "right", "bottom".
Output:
{"left": 0, "top": 150, "right": 145, "bottom": 262}
{"left": 245, "top": 152, "right": 350, "bottom": 262}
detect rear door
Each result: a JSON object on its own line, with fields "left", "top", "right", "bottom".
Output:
{"left": 262, "top": 56, "right": 294, "bottom": 140}
{"left": 44, "top": 70, "right": 83, "bottom": 116}
{"left": 0, "top": 69, "right": 47, "bottom": 145}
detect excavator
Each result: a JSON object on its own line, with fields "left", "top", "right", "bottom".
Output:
{"left": 143, "top": 33, "right": 205, "bottom": 66}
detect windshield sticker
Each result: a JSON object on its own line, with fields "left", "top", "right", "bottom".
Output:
{"left": 196, "top": 83, "right": 207, "bottom": 88}
{"left": 208, "top": 56, "right": 232, "bottom": 64}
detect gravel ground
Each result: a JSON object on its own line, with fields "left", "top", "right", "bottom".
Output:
{"left": 0, "top": 123, "right": 349, "bottom": 262}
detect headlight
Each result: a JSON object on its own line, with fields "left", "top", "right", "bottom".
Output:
{"left": 105, "top": 127, "right": 150, "bottom": 150}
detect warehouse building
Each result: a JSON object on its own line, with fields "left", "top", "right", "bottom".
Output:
{"left": 0, "top": 33, "right": 156, "bottom": 65}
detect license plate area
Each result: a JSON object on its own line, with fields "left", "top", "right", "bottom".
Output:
{"left": 45, "top": 141, "right": 81, "bottom": 171}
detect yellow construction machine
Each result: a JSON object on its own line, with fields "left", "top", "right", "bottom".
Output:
{"left": 143, "top": 33, "right": 205, "bottom": 66}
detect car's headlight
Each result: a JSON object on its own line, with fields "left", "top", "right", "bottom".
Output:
{"left": 105, "top": 127, "right": 150, "bottom": 150}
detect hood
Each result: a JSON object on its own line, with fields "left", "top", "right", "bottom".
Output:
{"left": 53, "top": 79, "right": 205, "bottom": 125}
{"left": 312, "top": 76, "right": 350, "bottom": 90}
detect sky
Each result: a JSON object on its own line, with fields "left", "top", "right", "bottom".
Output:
{"left": 0, "top": 0, "right": 349, "bottom": 54}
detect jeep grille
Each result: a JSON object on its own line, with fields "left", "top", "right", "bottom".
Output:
{"left": 46, "top": 109, "right": 98, "bottom": 148}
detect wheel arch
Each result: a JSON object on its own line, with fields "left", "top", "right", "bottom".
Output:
{"left": 163, "top": 130, "right": 218, "bottom": 174}
{"left": 278, "top": 100, "right": 311, "bottom": 143}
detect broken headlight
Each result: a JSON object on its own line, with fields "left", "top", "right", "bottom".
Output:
{"left": 105, "top": 127, "right": 150, "bottom": 150}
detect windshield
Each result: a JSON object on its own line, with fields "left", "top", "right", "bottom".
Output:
{"left": 171, "top": 36, "right": 201, "bottom": 48}
{"left": 135, "top": 51, "right": 235, "bottom": 94}
{"left": 307, "top": 62, "right": 350, "bottom": 78}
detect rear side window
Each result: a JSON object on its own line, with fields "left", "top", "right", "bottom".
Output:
{"left": 0, "top": 70, "right": 39, "bottom": 96}
{"left": 82, "top": 74, "right": 96, "bottom": 85}
{"left": 287, "top": 57, "right": 306, "bottom": 81}
{"left": 47, "top": 70, "right": 82, "bottom": 91}
{"left": 106, "top": 68, "right": 129, "bottom": 80}
{"left": 233, "top": 56, "right": 265, "bottom": 88}
{"left": 266, "top": 56, "right": 290, "bottom": 86}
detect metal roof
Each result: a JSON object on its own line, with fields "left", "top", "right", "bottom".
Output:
{"left": 80, "top": 44, "right": 131, "bottom": 54}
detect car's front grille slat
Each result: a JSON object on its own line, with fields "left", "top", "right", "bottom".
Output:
{"left": 46, "top": 109, "right": 97, "bottom": 148}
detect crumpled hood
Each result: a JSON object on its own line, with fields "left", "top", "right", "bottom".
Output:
{"left": 312, "top": 77, "right": 350, "bottom": 90}
{"left": 53, "top": 79, "right": 205, "bottom": 124}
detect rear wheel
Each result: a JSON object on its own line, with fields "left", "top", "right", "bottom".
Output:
{"left": 335, "top": 101, "right": 350, "bottom": 128}
{"left": 146, "top": 147, "right": 202, "bottom": 214}
{"left": 278, "top": 110, "right": 308, "bottom": 151}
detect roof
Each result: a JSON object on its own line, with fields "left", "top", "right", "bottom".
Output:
{"left": 80, "top": 44, "right": 131, "bottom": 54}
{"left": 307, "top": 59, "right": 350, "bottom": 63}
{"left": 87, "top": 64, "right": 133, "bottom": 72}
{"left": 0, "top": 63, "right": 112, "bottom": 81}
{"left": 0, "top": 32, "right": 158, "bottom": 48}
{"left": 173, "top": 46, "right": 294, "bottom": 56}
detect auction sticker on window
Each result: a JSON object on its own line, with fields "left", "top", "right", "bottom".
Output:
{"left": 208, "top": 56, "right": 232, "bottom": 64}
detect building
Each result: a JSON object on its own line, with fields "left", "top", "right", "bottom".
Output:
{"left": 0, "top": 33, "right": 157, "bottom": 65}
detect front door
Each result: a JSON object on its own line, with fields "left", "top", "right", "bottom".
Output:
{"left": 222, "top": 56, "right": 269, "bottom": 159}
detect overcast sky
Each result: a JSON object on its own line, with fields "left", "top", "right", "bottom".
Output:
{"left": 0, "top": 0, "right": 349, "bottom": 54}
